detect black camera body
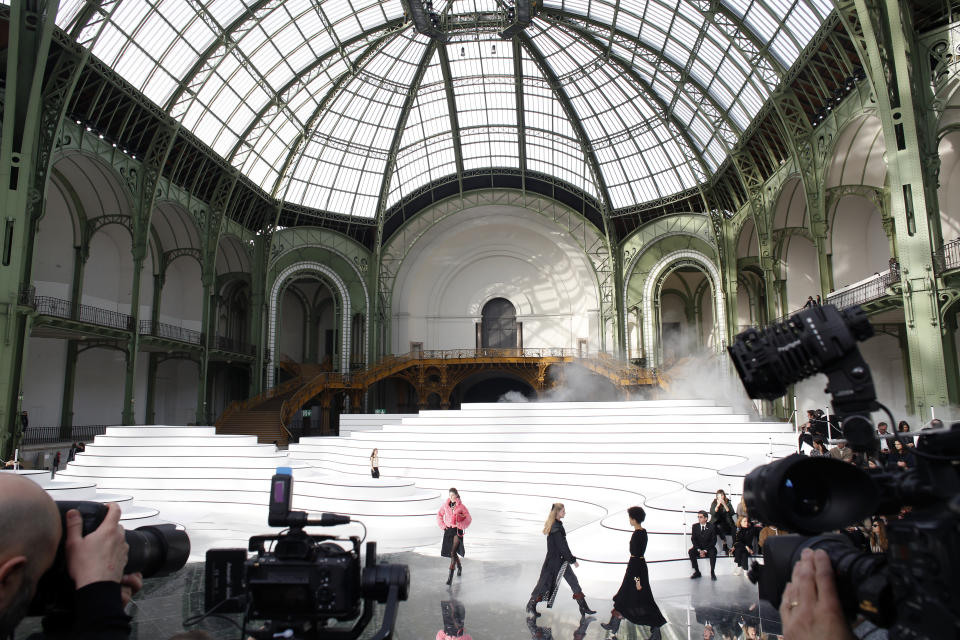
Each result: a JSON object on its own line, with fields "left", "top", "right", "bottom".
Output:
{"left": 204, "top": 467, "right": 409, "bottom": 640}
{"left": 729, "top": 304, "right": 960, "bottom": 639}
{"left": 29, "top": 500, "right": 190, "bottom": 617}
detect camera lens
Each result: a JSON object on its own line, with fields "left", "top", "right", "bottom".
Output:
{"left": 124, "top": 524, "right": 191, "bottom": 578}
{"left": 760, "top": 534, "right": 892, "bottom": 624}
{"left": 744, "top": 455, "right": 878, "bottom": 534}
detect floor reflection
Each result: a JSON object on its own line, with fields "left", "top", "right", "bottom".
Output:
{"left": 16, "top": 552, "right": 786, "bottom": 639}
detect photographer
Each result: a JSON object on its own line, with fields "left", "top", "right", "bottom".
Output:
{"left": 0, "top": 473, "right": 140, "bottom": 640}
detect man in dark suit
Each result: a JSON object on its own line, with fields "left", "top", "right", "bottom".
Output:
{"left": 689, "top": 510, "right": 718, "bottom": 580}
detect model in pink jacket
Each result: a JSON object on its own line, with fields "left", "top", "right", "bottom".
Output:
{"left": 438, "top": 488, "right": 471, "bottom": 585}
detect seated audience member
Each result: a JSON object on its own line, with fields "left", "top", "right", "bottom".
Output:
{"left": 868, "top": 519, "right": 887, "bottom": 553}
{"left": 828, "top": 440, "right": 853, "bottom": 463}
{"left": 758, "top": 524, "right": 786, "bottom": 551}
{"left": 709, "top": 490, "right": 735, "bottom": 554}
{"left": 885, "top": 438, "right": 915, "bottom": 471}
{"left": 0, "top": 473, "right": 138, "bottom": 639}
{"left": 808, "top": 437, "right": 828, "bottom": 457}
{"left": 732, "top": 516, "right": 753, "bottom": 576}
{"left": 875, "top": 422, "right": 890, "bottom": 464}
{"left": 688, "top": 511, "right": 718, "bottom": 580}
{"left": 897, "top": 420, "right": 915, "bottom": 446}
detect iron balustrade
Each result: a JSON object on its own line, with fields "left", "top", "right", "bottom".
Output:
{"left": 937, "top": 238, "right": 960, "bottom": 273}
{"left": 33, "top": 296, "right": 134, "bottom": 331}
{"left": 139, "top": 320, "right": 202, "bottom": 345}
{"left": 827, "top": 263, "right": 900, "bottom": 310}
{"left": 21, "top": 425, "right": 108, "bottom": 446}
{"left": 214, "top": 335, "right": 256, "bottom": 355}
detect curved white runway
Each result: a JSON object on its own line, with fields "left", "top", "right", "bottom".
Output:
{"left": 50, "top": 399, "right": 794, "bottom": 577}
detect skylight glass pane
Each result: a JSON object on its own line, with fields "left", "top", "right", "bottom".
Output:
{"left": 55, "top": 0, "right": 834, "bottom": 218}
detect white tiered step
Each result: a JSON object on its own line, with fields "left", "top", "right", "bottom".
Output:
{"left": 289, "top": 400, "right": 796, "bottom": 578}
{"left": 55, "top": 424, "right": 442, "bottom": 558}
{"left": 11, "top": 469, "right": 163, "bottom": 527}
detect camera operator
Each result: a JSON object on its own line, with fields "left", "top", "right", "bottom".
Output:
{"left": 0, "top": 473, "right": 140, "bottom": 640}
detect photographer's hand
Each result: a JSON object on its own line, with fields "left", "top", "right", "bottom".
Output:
{"left": 65, "top": 502, "right": 129, "bottom": 588}
{"left": 781, "top": 549, "right": 854, "bottom": 640}
{"left": 120, "top": 572, "right": 143, "bottom": 607}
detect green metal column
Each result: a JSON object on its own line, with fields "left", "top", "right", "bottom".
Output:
{"left": 121, "top": 248, "right": 145, "bottom": 425}
{"left": 144, "top": 352, "right": 159, "bottom": 424}
{"left": 195, "top": 274, "right": 213, "bottom": 424}
{"left": 0, "top": 1, "right": 59, "bottom": 459}
{"left": 249, "top": 233, "right": 269, "bottom": 396}
{"left": 59, "top": 340, "right": 78, "bottom": 432}
{"left": 838, "top": 0, "right": 953, "bottom": 417}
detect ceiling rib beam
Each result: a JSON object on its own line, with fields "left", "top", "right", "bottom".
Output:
{"left": 226, "top": 20, "right": 404, "bottom": 164}
{"left": 517, "top": 31, "right": 614, "bottom": 217}
{"left": 375, "top": 39, "right": 440, "bottom": 240}
{"left": 267, "top": 29, "right": 400, "bottom": 203}
{"left": 437, "top": 44, "right": 465, "bottom": 189}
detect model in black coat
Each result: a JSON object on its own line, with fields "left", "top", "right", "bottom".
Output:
{"left": 708, "top": 490, "right": 735, "bottom": 551}
{"left": 732, "top": 516, "right": 753, "bottom": 575}
{"left": 602, "top": 507, "right": 665, "bottom": 640}
{"left": 688, "top": 511, "right": 718, "bottom": 579}
{"left": 526, "top": 503, "right": 596, "bottom": 618}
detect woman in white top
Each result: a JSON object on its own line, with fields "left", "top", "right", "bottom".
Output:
{"left": 370, "top": 448, "right": 380, "bottom": 478}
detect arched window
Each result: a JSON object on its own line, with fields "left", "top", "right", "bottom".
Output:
{"left": 481, "top": 298, "right": 518, "bottom": 349}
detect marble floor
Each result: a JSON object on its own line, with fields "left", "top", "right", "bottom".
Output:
{"left": 17, "top": 551, "right": 781, "bottom": 639}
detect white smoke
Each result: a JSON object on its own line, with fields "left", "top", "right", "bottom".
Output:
{"left": 497, "top": 390, "right": 529, "bottom": 403}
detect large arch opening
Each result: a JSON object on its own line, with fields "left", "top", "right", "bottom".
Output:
{"left": 641, "top": 250, "right": 726, "bottom": 368}
{"left": 480, "top": 298, "right": 519, "bottom": 350}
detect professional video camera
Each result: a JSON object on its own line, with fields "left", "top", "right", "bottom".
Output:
{"left": 202, "top": 467, "right": 409, "bottom": 640}
{"left": 29, "top": 501, "right": 190, "bottom": 617}
{"left": 728, "top": 304, "right": 960, "bottom": 639}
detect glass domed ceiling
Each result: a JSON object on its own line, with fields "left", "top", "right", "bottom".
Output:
{"left": 53, "top": 0, "right": 834, "bottom": 218}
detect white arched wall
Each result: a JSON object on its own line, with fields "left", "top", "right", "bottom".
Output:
{"left": 938, "top": 131, "right": 960, "bottom": 241}
{"left": 642, "top": 250, "right": 726, "bottom": 368}
{"left": 73, "top": 347, "right": 127, "bottom": 425}
{"left": 390, "top": 206, "right": 601, "bottom": 353}
{"left": 159, "top": 257, "right": 203, "bottom": 332}
{"left": 279, "top": 287, "right": 308, "bottom": 362}
{"left": 23, "top": 174, "right": 79, "bottom": 428}
{"left": 154, "top": 359, "right": 200, "bottom": 425}
{"left": 829, "top": 195, "right": 890, "bottom": 289}
{"left": 781, "top": 235, "right": 820, "bottom": 312}
{"left": 825, "top": 115, "right": 887, "bottom": 189}
{"left": 268, "top": 262, "right": 351, "bottom": 387}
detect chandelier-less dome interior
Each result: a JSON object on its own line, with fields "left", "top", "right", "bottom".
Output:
{"left": 52, "top": 0, "right": 833, "bottom": 219}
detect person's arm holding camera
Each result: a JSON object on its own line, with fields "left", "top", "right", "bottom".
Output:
{"left": 45, "top": 502, "right": 136, "bottom": 639}
{"left": 780, "top": 549, "right": 855, "bottom": 640}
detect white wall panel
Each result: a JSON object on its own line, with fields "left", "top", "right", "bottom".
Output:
{"left": 74, "top": 348, "right": 126, "bottom": 425}
{"left": 22, "top": 338, "right": 68, "bottom": 428}
{"left": 155, "top": 359, "right": 199, "bottom": 425}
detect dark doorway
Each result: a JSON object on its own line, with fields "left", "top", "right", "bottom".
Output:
{"left": 481, "top": 298, "right": 518, "bottom": 349}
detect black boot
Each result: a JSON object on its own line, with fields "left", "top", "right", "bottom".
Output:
{"left": 526, "top": 597, "right": 541, "bottom": 618}
{"left": 649, "top": 624, "right": 662, "bottom": 640}
{"left": 573, "top": 594, "right": 596, "bottom": 616}
{"left": 457, "top": 562, "right": 462, "bottom": 576}
{"left": 446, "top": 568, "right": 454, "bottom": 586}
{"left": 600, "top": 613, "right": 622, "bottom": 633}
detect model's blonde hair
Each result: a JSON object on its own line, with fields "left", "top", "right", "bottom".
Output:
{"left": 543, "top": 503, "right": 564, "bottom": 535}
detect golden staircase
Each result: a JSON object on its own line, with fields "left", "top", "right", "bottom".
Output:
{"left": 216, "top": 350, "right": 663, "bottom": 444}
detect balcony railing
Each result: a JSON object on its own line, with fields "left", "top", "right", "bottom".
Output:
{"left": 21, "top": 424, "right": 108, "bottom": 446}
{"left": 827, "top": 262, "right": 900, "bottom": 310}
{"left": 936, "top": 238, "right": 960, "bottom": 273}
{"left": 139, "top": 320, "right": 202, "bottom": 345}
{"left": 214, "top": 335, "right": 256, "bottom": 356}
{"left": 32, "top": 295, "right": 135, "bottom": 331}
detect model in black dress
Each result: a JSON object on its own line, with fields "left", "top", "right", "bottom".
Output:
{"left": 601, "top": 506, "right": 666, "bottom": 640}
{"left": 526, "top": 503, "right": 596, "bottom": 618}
